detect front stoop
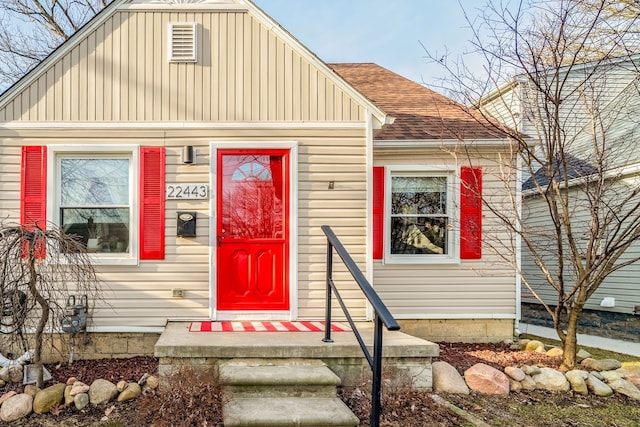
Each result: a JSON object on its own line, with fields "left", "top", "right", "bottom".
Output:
{"left": 220, "top": 359, "right": 359, "bottom": 427}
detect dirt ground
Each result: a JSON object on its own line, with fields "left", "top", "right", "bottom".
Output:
{"left": 1, "top": 342, "right": 640, "bottom": 426}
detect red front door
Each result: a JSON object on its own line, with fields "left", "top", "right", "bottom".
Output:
{"left": 216, "top": 150, "right": 289, "bottom": 311}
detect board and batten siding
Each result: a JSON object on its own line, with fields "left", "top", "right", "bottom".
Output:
{"left": 0, "top": 10, "right": 364, "bottom": 123}
{"left": 372, "top": 148, "right": 517, "bottom": 319}
{"left": 0, "top": 127, "right": 368, "bottom": 327}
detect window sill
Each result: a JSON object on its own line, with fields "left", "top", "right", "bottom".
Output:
{"left": 383, "top": 256, "right": 460, "bottom": 265}
{"left": 88, "top": 255, "right": 139, "bottom": 266}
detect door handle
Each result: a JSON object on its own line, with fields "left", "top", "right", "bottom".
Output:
{"left": 217, "top": 235, "right": 222, "bottom": 247}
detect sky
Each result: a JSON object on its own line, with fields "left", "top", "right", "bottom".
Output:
{"left": 252, "top": 0, "right": 487, "bottom": 89}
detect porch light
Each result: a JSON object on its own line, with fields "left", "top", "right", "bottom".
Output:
{"left": 182, "top": 145, "right": 195, "bottom": 164}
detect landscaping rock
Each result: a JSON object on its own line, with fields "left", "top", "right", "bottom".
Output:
{"left": 587, "top": 374, "right": 613, "bottom": 397}
{"left": 0, "top": 390, "right": 17, "bottom": 405}
{"left": 576, "top": 349, "right": 591, "bottom": 361}
{"left": 70, "top": 381, "right": 90, "bottom": 396}
{"left": 464, "top": 363, "right": 510, "bottom": 395}
{"left": 546, "top": 347, "right": 563, "bottom": 358}
{"left": 521, "top": 365, "right": 541, "bottom": 376}
{"left": 521, "top": 375, "right": 537, "bottom": 391}
{"left": 74, "top": 393, "right": 89, "bottom": 410}
{"left": 581, "top": 358, "right": 622, "bottom": 372}
{"left": 0, "top": 393, "right": 32, "bottom": 422}
{"left": 66, "top": 377, "right": 78, "bottom": 385}
{"left": 532, "top": 367, "right": 570, "bottom": 392}
{"left": 565, "top": 370, "right": 589, "bottom": 395}
{"left": 23, "top": 385, "right": 39, "bottom": 398}
{"left": 117, "top": 382, "right": 142, "bottom": 402}
{"left": 600, "top": 370, "right": 623, "bottom": 382}
{"left": 608, "top": 379, "right": 640, "bottom": 400}
{"left": 617, "top": 365, "right": 640, "bottom": 388}
{"left": 7, "top": 366, "right": 23, "bottom": 383}
{"left": 117, "top": 380, "right": 128, "bottom": 392}
{"left": 524, "top": 340, "right": 545, "bottom": 352}
{"left": 504, "top": 366, "right": 525, "bottom": 382}
{"left": 33, "top": 383, "right": 65, "bottom": 414}
{"left": 145, "top": 375, "right": 159, "bottom": 389}
{"left": 432, "top": 361, "right": 469, "bottom": 394}
{"left": 509, "top": 379, "right": 523, "bottom": 393}
{"left": 64, "top": 385, "right": 74, "bottom": 406}
{"left": 89, "top": 379, "right": 118, "bottom": 405}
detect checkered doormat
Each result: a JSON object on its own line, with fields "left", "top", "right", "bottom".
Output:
{"left": 188, "top": 321, "right": 351, "bottom": 332}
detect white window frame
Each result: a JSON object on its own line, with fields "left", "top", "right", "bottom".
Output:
{"left": 384, "top": 165, "right": 459, "bottom": 264}
{"left": 46, "top": 145, "right": 139, "bottom": 266}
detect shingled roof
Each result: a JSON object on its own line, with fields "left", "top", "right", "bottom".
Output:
{"left": 329, "top": 63, "right": 506, "bottom": 141}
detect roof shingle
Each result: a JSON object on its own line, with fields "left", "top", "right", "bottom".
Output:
{"left": 329, "top": 63, "right": 506, "bottom": 141}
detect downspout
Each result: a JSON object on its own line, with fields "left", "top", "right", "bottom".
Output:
{"left": 515, "top": 153, "right": 522, "bottom": 337}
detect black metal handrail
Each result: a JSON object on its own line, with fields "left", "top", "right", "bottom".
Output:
{"left": 321, "top": 225, "right": 400, "bottom": 427}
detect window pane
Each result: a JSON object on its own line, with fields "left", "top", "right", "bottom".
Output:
{"left": 391, "top": 177, "right": 446, "bottom": 215}
{"left": 61, "top": 159, "right": 129, "bottom": 206}
{"left": 390, "top": 217, "right": 448, "bottom": 254}
{"left": 61, "top": 208, "right": 130, "bottom": 253}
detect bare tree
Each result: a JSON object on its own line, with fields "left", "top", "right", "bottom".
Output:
{"left": 425, "top": 0, "right": 640, "bottom": 369}
{"left": 0, "top": 223, "right": 102, "bottom": 386}
{"left": 0, "top": 0, "right": 111, "bottom": 90}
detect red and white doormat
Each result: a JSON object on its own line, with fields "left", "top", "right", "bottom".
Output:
{"left": 188, "top": 321, "right": 351, "bottom": 332}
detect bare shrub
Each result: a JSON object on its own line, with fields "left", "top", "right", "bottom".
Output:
{"left": 138, "top": 366, "right": 224, "bottom": 427}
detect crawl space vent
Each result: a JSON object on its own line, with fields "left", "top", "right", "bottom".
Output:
{"left": 169, "top": 23, "right": 197, "bottom": 62}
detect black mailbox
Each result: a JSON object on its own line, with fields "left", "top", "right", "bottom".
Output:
{"left": 177, "top": 211, "right": 197, "bottom": 237}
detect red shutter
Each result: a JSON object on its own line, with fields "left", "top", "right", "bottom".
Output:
{"left": 460, "top": 166, "right": 482, "bottom": 259}
{"left": 20, "top": 146, "right": 47, "bottom": 229}
{"left": 20, "top": 146, "right": 47, "bottom": 259}
{"left": 373, "top": 166, "right": 384, "bottom": 260}
{"left": 140, "top": 147, "right": 165, "bottom": 260}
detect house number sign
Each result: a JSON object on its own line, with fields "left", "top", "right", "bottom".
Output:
{"left": 166, "top": 184, "right": 209, "bottom": 199}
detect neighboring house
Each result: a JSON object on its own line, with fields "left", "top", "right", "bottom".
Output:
{"left": 481, "top": 56, "right": 640, "bottom": 340}
{"left": 0, "top": 0, "right": 518, "bottom": 355}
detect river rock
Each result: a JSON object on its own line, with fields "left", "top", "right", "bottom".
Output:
{"left": 576, "top": 349, "right": 592, "bottom": 361}
{"left": 521, "top": 375, "right": 537, "bottom": 391}
{"left": 33, "top": 383, "right": 65, "bottom": 414}
{"left": 587, "top": 374, "right": 613, "bottom": 397}
{"left": 0, "top": 390, "right": 16, "bottom": 405}
{"left": 89, "top": 379, "right": 118, "bottom": 405}
{"left": 532, "top": 367, "right": 570, "bottom": 392}
{"left": 600, "top": 370, "right": 623, "bottom": 382}
{"left": 70, "top": 381, "right": 90, "bottom": 396}
{"left": 581, "top": 358, "right": 622, "bottom": 372}
{"left": 74, "top": 393, "right": 89, "bottom": 410}
{"left": 565, "top": 370, "right": 589, "bottom": 395}
{"left": 117, "top": 380, "right": 128, "bottom": 392}
{"left": 608, "top": 379, "right": 640, "bottom": 400}
{"left": 23, "top": 385, "right": 39, "bottom": 398}
{"left": 0, "top": 393, "right": 32, "bottom": 422}
{"left": 509, "top": 379, "right": 523, "bottom": 392}
{"left": 145, "top": 375, "right": 159, "bottom": 389}
{"left": 546, "top": 347, "right": 563, "bottom": 358}
{"left": 521, "top": 365, "right": 541, "bottom": 376}
{"left": 525, "top": 340, "right": 545, "bottom": 352}
{"left": 432, "top": 361, "right": 469, "bottom": 394}
{"left": 464, "top": 363, "right": 510, "bottom": 395}
{"left": 504, "top": 366, "right": 526, "bottom": 381}
{"left": 117, "top": 383, "right": 142, "bottom": 402}
{"left": 617, "top": 365, "right": 640, "bottom": 388}
{"left": 64, "top": 385, "right": 74, "bottom": 406}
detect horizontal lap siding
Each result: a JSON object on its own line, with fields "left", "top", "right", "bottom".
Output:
{"left": 523, "top": 187, "right": 640, "bottom": 315}
{"left": 0, "top": 11, "right": 364, "bottom": 123}
{"left": 2, "top": 128, "right": 367, "bottom": 327}
{"left": 373, "top": 149, "right": 517, "bottom": 319}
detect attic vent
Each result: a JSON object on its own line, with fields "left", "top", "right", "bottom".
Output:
{"left": 169, "top": 23, "right": 197, "bottom": 62}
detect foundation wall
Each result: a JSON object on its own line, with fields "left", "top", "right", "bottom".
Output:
{"left": 397, "top": 319, "right": 515, "bottom": 343}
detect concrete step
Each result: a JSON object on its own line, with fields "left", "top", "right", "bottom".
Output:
{"left": 223, "top": 397, "right": 359, "bottom": 427}
{"left": 220, "top": 359, "right": 359, "bottom": 427}
{"left": 219, "top": 358, "right": 342, "bottom": 398}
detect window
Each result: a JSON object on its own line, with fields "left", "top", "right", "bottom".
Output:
{"left": 373, "top": 166, "right": 482, "bottom": 263}
{"left": 390, "top": 175, "right": 449, "bottom": 255}
{"left": 19, "top": 145, "right": 165, "bottom": 265}
{"left": 59, "top": 157, "right": 131, "bottom": 255}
